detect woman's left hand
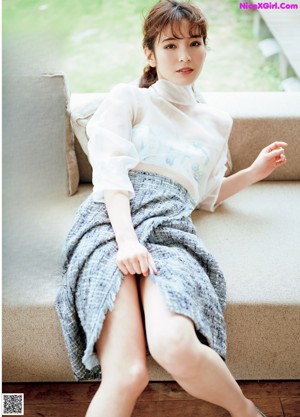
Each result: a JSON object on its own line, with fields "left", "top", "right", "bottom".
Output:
{"left": 250, "top": 141, "right": 288, "bottom": 182}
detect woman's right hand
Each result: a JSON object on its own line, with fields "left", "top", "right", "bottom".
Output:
{"left": 116, "top": 238, "right": 158, "bottom": 277}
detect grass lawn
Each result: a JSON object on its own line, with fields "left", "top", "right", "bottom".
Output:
{"left": 3, "top": 0, "right": 281, "bottom": 92}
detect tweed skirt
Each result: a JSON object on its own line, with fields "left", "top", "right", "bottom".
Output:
{"left": 55, "top": 171, "right": 227, "bottom": 381}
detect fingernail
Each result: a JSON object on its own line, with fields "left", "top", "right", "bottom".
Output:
{"left": 149, "top": 265, "right": 158, "bottom": 275}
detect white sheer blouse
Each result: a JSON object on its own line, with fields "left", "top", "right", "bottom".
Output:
{"left": 86, "top": 79, "right": 233, "bottom": 212}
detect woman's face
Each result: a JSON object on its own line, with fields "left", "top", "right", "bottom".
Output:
{"left": 145, "top": 19, "right": 206, "bottom": 86}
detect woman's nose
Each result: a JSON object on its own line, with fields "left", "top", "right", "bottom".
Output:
{"left": 178, "top": 49, "right": 191, "bottom": 62}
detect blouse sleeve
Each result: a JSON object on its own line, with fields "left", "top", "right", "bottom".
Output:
{"left": 86, "top": 84, "right": 139, "bottom": 202}
{"left": 197, "top": 113, "right": 233, "bottom": 212}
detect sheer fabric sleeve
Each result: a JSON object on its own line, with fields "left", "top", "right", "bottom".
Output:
{"left": 197, "top": 113, "right": 233, "bottom": 212}
{"left": 86, "top": 84, "right": 139, "bottom": 202}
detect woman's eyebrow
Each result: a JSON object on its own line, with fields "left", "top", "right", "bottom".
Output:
{"left": 162, "top": 37, "right": 179, "bottom": 43}
{"left": 162, "top": 35, "right": 202, "bottom": 43}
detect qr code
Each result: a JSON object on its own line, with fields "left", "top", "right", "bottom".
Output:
{"left": 2, "top": 394, "right": 24, "bottom": 415}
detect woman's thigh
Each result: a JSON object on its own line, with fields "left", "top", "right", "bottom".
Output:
{"left": 95, "top": 274, "right": 147, "bottom": 378}
{"left": 138, "top": 276, "right": 199, "bottom": 358}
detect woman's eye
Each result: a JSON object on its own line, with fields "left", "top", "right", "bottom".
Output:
{"left": 191, "top": 41, "right": 202, "bottom": 47}
{"left": 165, "top": 44, "right": 176, "bottom": 49}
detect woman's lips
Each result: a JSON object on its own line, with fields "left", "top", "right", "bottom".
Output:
{"left": 176, "top": 67, "right": 194, "bottom": 75}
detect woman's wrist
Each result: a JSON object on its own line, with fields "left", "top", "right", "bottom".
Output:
{"left": 245, "top": 165, "right": 263, "bottom": 185}
{"left": 103, "top": 189, "right": 139, "bottom": 247}
{"left": 115, "top": 232, "right": 139, "bottom": 248}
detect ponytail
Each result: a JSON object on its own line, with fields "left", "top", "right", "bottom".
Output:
{"left": 139, "top": 64, "right": 158, "bottom": 88}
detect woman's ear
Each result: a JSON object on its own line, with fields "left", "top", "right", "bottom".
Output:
{"left": 144, "top": 47, "right": 156, "bottom": 68}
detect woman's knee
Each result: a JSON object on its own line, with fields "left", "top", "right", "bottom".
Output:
{"left": 125, "top": 361, "right": 149, "bottom": 395}
{"left": 148, "top": 317, "right": 204, "bottom": 378}
{"left": 102, "top": 360, "right": 149, "bottom": 397}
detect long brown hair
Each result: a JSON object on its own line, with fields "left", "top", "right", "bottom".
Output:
{"left": 139, "top": 0, "right": 208, "bottom": 88}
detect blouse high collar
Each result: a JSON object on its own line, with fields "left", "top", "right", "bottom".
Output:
{"left": 149, "top": 79, "right": 198, "bottom": 106}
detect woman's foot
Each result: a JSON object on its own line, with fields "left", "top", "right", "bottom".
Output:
{"left": 230, "top": 399, "right": 267, "bottom": 417}
{"left": 247, "top": 400, "right": 267, "bottom": 417}
{"left": 256, "top": 405, "right": 267, "bottom": 417}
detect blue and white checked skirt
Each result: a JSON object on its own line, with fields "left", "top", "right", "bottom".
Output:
{"left": 55, "top": 171, "right": 227, "bottom": 381}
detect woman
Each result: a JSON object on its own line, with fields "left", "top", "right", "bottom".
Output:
{"left": 55, "top": 1, "right": 287, "bottom": 416}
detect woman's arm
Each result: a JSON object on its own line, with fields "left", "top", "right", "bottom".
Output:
{"left": 87, "top": 84, "right": 139, "bottom": 203}
{"left": 216, "top": 141, "right": 288, "bottom": 206}
{"left": 104, "top": 190, "right": 157, "bottom": 277}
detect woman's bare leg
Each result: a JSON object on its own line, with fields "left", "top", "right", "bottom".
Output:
{"left": 85, "top": 274, "right": 148, "bottom": 417}
{"left": 139, "top": 276, "right": 261, "bottom": 417}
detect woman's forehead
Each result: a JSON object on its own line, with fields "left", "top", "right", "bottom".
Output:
{"left": 158, "top": 20, "right": 202, "bottom": 41}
